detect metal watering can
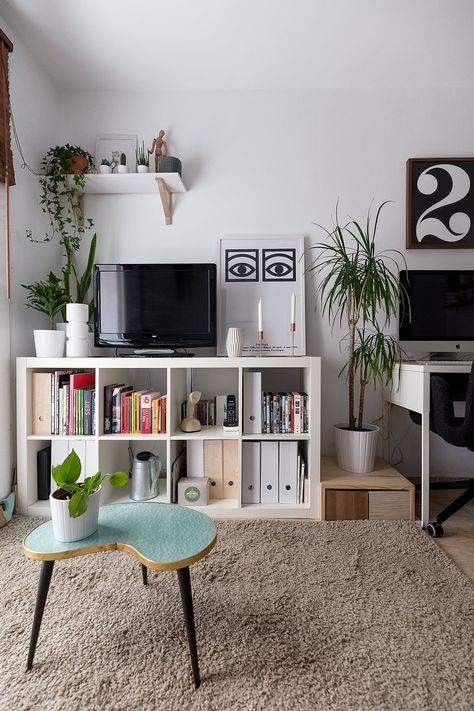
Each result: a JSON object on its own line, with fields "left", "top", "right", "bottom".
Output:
{"left": 129, "top": 450, "right": 162, "bottom": 501}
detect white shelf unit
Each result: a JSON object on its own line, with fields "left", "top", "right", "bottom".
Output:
{"left": 79, "top": 172, "right": 186, "bottom": 225}
{"left": 17, "top": 356, "right": 320, "bottom": 519}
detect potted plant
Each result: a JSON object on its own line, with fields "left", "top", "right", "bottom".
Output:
{"left": 27, "top": 144, "right": 98, "bottom": 326}
{"left": 50, "top": 449, "right": 128, "bottom": 542}
{"left": 307, "top": 202, "right": 409, "bottom": 473}
{"left": 22, "top": 272, "right": 70, "bottom": 357}
{"left": 99, "top": 158, "right": 112, "bottom": 174}
{"left": 136, "top": 142, "right": 149, "bottom": 173}
{"left": 117, "top": 152, "right": 128, "bottom": 174}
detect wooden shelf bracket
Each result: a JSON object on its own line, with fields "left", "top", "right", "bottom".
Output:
{"left": 156, "top": 177, "right": 172, "bottom": 225}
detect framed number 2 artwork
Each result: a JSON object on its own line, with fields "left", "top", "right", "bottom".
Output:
{"left": 406, "top": 157, "right": 474, "bottom": 249}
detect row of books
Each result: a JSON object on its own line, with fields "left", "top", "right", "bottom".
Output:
{"left": 32, "top": 371, "right": 96, "bottom": 436}
{"left": 262, "top": 392, "right": 309, "bottom": 434}
{"left": 180, "top": 399, "right": 217, "bottom": 427}
{"left": 104, "top": 384, "right": 167, "bottom": 434}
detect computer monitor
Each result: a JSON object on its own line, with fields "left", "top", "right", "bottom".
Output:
{"left": 399, "top": 270, "right": 474, "bottom": 354}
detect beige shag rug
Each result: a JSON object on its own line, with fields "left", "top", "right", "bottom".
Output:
{"left": 1, "top": 516, "right": 473, "bottom": 711}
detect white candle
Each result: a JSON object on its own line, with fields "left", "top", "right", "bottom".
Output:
{"left": 258, "top": 299, "right": 263, "bottom": 331}
{"left": 291, "top": 292, "right": 296, "bottom": 324}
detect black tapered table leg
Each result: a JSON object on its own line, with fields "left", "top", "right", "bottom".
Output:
{"left": 27, "top": 560, "right": 55, "bottom": 671}
{"left": 141, "top": 564, "right": 148, "bottom": 586}
{"left": 177, "top": 566, "right": 200, "bottom": 688}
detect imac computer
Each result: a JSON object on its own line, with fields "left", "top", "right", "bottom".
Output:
{"left": 399, "top": 270, "right": 474, "bottom": 356}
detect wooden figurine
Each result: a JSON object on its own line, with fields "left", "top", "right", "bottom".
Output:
{"left": 148, "top": 130, "right": 168, "bottom": 172}
{"left": 180, "top": 391, "right": 202, "bottom": 432}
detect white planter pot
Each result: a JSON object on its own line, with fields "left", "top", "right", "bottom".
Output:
{"left": 226, "top": 327, "right": 243, "bottom": 357}
{"left": 334, "top": 423, "right": 380, "bottom": 473}
{"left": 34, "top": 330, "right": 66, "bottom": 358}
{"left": 56, "top": 322, "right": 68, "bottom": 333}
{"left": 50, "top": 487, "right": 101, "bottom": 542}
{"left": 117, "top": 165, "right": 128, "bottom": 174}
{"left": 99, "top": 165, "right": 112, "bottom": 174}
{"left": 137, "top": 165, "right": 149, "bottom": 173}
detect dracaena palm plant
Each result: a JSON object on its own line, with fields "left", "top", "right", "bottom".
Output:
{"left": 307, "top": 201, "right": 410, "bottom": 431}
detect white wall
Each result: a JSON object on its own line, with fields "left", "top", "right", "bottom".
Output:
{"left": 56, "top": 87, "right": 474, "bottom": 474}
{"left": 0, "top": 14, "right": 61, "bottom": 497}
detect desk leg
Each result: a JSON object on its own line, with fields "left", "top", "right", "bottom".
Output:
{"left": 141, "top": 564, "right": 148, "bottom": 586}
{"left": 421, "top": 413, "right": 430, "bottom": 528}
{"left": 27, "top": 560, "right": 54, "bottom": 670}
{"left": 177, "top": 567, "right": 200, "bottom": 688}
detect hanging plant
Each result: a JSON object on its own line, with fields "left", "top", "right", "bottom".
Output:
{"left": 26, "top": 144, "right": 97, "bottom": 320}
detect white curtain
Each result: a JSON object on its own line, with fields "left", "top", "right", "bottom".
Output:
{"left": 0, "top": 189, "right": 12, "bottom": 499}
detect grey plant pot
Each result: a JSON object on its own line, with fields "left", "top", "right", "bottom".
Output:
{"left": 160, "top": 156, "right": 182, "bottom": 176}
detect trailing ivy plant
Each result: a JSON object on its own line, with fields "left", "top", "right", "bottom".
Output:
{"left": 307, "top": 201, "right": 410, "bottom": 431}
{"left": 27, "top": 144, "right": 97, "bottom": 320}
{"left": 22, "top": 272, "right": 70, "bottom": 328}
{"left": 52, "top": 449, "right": 128, "bottom": 518}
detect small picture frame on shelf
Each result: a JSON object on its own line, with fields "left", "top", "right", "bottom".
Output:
{"left": 406, "top": 157, "right": 474, "bottom": 249}
{"left": 95, "top": 134, "right": 138, "bottom": 173}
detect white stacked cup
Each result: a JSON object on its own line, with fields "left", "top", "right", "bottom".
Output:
{"left": 66, "top": 303, "right": 89, "bottom": 357}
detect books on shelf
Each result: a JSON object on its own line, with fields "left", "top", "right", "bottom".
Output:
{"left": 32, "top": 370, "right": 96, "bottom": 436}
{"left": 261, "top": 392, "right": 309, "bottom": 434}
{"left": 181, "top": 398, "right": 216, "bottom": 427}
{"left": 104, "top": 384, "right": 167, "bottom": 435}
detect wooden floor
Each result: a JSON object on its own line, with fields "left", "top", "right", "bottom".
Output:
{"left": 427, "top": 489, "right": 474, "bottom": 583}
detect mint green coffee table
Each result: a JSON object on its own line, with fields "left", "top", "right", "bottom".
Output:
{"left": 23, "top": 502, "right": 217, "bottom": 688}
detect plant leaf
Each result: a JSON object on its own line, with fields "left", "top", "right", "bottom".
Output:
{"left": 109, "top": 471, "right": 129, "bottom": 487}
{"left": 68, "top": 490, "right": 88, "bottom": 518}
{"left": 52, "top": 449, "right": 81, "bottom": 486}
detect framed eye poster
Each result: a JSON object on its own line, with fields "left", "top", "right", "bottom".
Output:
{"left": 407, "top": 158, "right": 474, "bottom": 249}
{"left": 218, "top": 236, "right": 306, "bottom": 356}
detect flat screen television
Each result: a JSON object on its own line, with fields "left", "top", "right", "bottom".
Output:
{"left": 399, "top": 270, "right": 474, "bottom": 353}
{"left": 94, "top": 263, "right": 216, "bottom": 352}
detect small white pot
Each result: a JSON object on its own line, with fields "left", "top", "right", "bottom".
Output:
{"left": 99, "top": 165, "right": 112, "bottom": 174}
{"left": 334, "top": 423, "right": 380, "bottom": 474}
{"left": 226, "top": 327, "right": 243, "bottom": 357}
{"left": 34, "top": 330, "right": 66, "bottom": 358}
{"left": 50, "top": 486, "right": 101, "bottom": 542}
{"left": 117, "top": 165, "right": 128, "bottom": 174}
{"left": 66, "top": 302, "right": 88, "bottom": 323}
{"left": 56, "top": 322, "right": 68, "bottom": 333}
{"left": 137, "top": 165, "right": 149, "bottom": 173}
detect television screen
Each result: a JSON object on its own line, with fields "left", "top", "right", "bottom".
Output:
{"left": 94, "top": 264, "right": 216, "bottom": 349}
{"left": 399, "top": 270, "right": 474, "bottom": 351}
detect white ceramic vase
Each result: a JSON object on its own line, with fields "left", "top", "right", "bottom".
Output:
{"left": 34, "top": 330, "right": 66, "bottom": 358}
{"left": 334, "top": 423, "right": 380, "bottom": 473}
{"left": 99, "top": 165, "right": 112, "bottom": 174}
{"left": 117, "top": 165, "right": 128, "bottom": 174}
{"left": 226, "top": 327, "right": 243, "bottom": 357}
{"left": 50, "top": 486, "right": 101, "bottom": 542}
{"left": 66, "top": 303, "right": 89, "bottom": 357}
{"left": 137, "top": 165, "right": 149, "bottom": 173}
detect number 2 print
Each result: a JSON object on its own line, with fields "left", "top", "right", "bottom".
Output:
{"left": 407, "top": 158, "right": 474, "bottom": 249}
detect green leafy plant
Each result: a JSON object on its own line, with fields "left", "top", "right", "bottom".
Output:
{"left": 52, "top": 449, "right": 128, "bottom": 518}
{"left": 120, "top": 152, "right": 127, "bottom": 166}
{"left": 101, "top": 158, "right": 111, "bottom": 166}
{"left": 27, "top": 144, "right": 98, "bottom": 321}
{"left": 136, "top": 142, "right": 149, "bottom": 167}
{"left": 307, "top": 201, "right": 410, "bottom": 431}
{"left": 22, "top": 272, "right": 70, "bottom": 328}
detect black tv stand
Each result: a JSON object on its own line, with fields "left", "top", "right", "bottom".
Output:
{"left": 118, "top": 349, "right": 195, "bottom": 358}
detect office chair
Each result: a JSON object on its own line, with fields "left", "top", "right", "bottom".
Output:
{"left": 410, "top": 365, "right": 474, "bottom": 537}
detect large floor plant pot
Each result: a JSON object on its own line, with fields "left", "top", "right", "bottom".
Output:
{"left": 34, "top": 330, "right": 65, "bottom": 358}
{"left": 49, "top": 487, "right": 101, "bottom": 542}
{"left": 334, "top": 424, "right": 380, "bottom": 474}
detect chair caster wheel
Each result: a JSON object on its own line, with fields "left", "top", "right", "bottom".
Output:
{"left": 426, "top": 522, "right": 444, "bottom": 538}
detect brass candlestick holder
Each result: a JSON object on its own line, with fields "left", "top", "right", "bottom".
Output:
{"left": 258, "top": 330, "right": 264, "bottom": 357}
{"left": 290, "top": 322, "right": 296, "bottom": 356}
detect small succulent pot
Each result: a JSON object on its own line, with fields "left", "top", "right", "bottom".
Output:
{"left": 137, "top": 165, "right": 149, "bottom": 173}
{"left": 99, "top": 164, "right": 112, "bottom": 174}
{"left": 50, "top": 486, "right": 101, "bottom": 542}
{"left": 117, "top": 164, "right": 129, "bottom": 174}
{"left": 34, "top": 330, "right": 66, "bottom": 358}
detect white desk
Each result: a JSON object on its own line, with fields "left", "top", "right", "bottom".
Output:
{"left": 385, "top": 362, "right": 472, "bottom": 527}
